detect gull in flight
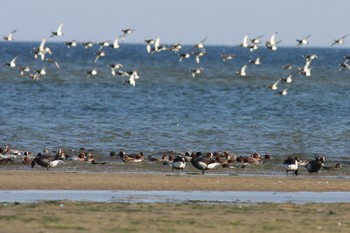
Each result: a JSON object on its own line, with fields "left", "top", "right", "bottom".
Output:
{"left": 94, "top": 50, "right": 106, "bottom": 63}
{"left": 4, "top": 56, "right": 18, "bottom": 68}
{"left": 3, "top": 29, "right": 17, "bottom": 41}
{"left": 123, "top": 70, "right": 140, "bottom": 86}
{"left": 221, "top": 54, "right": 235, "bottom": 62}
{"left": 33, "top": 38, "right": 52, "bottom": 61}
{"left": 267, "top": 78, "right": 281, "bottom": 90}
{"left": 240, "top": 34, "right": 249, "bottom": 48}
{"left": 109, "top": 36, "right": 120, "bottom": 49}
{"left": 121, "top": 29, "right": 135, "bottom": 41}
{"left": 278, "top": 87, "right": 289, "bottom": 96}
{"left": 190, "top": 68, "right": 203, "bottom": 79}
{"left": 145, "top": 39, "right": 156, "bottom": 54}
{"left": 339, "top": 60, "right": 350, "bottom": 71}
{"left": 266, "top": 32, "right": 281, "bottom": 51}
{"left": 86, "top": 68, "right": 98, "bottom": 78}
{"left": 108, "top": 63, "right": 123, "bottom": 76}
{"left": 193, "top": 50, "right": 206, "bottom": 64}
{"left": 250, "top": 34, "right": 264, "bottom": 45}
{"left": 169, "top": 42, "right": 182, "bottom": 53}
{"left": 65, "top": 40, "right": 78, "bottom": 48}
{"left": 296, "top": 34, "right": 311, "bottom": 46}
{"left": 51, "top": 22, "right": 64, "bottom": 37}
{"left": 332, "top": 35, "right": 348, "bottom": 46}
{"left": 249, "top": 57, "right": 261, "bottom": 65}
{"left": 178, "top": 53, "right": 191, "bottom": 62}
{"left": 281, "top": 74, "right": 293, "bottom": 83}
{"left": 236, "top": 64, "right": 248, "bottom": 76}
{"left": 194, "top": 37, "right": 207, "bottom": 49}
{"left": 45, "top": 58, "right": 60, "bottom": 69}
{"left": 82, "top": 41, "right": 94, "bottom": 50}
{"left": 19, "top": 66, "right": 30, "bottom": 76}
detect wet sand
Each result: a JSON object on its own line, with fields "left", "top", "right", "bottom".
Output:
{"left": 1, "top": 170, "right": 350, "bottom": 191}
{"left": 1, "top": 170, "right": 350, "bottom": 233}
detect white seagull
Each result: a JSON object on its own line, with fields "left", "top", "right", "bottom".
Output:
{"left": 278, "top": 87, "right": 289, "bottom": 95}
{"left": 51, "top": 22, "right": 64, "bottom": 37}
{"left": 4, "top": 56, "right": 18, "bottom": 68}
{"left": 145, "top": 39, "right": 156, "bottom": 54}
{"left": 109, "top": 36, "right": 120, "bottom": 49}
{"left": 281, "top": 74, "right": 293, "bottom": 83}
{"left": 3, "top": 29, "right": 17, "bottom": 41}
{"left": 236, "top": 64, "right": 248, "bottom": 76}
{"left": 124, "top": 70, "right": 140, "bottom": 86}
{"left": 267, "top": 78, "right": 281, "bottom": 90}
{"left": 266, "top": 32, "right": 281, "bottom": 51}
{"left": 33, "top": 38, "right": 52, "bottom": 61}
{"left": 240, "top": 34, "right": 249, "bottom": 48}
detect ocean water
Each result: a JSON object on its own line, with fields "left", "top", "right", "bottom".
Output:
{"left": 1, "top": 42, "right": 350, "bottom": 159}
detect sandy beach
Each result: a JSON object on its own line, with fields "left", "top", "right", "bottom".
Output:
{"left": 1, "top": 170, "right": 350, "bottom": 233}
{"left": 1, "top": 170, "right": 350, "bottom": 191}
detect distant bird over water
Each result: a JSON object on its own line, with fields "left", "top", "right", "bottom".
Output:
{"left": 51, "top": 22, "right": 64, "bottom": 37}
{"left": 296, "top": 34, "right": 311, "bottom": 46}
{"left": 332, "top": 35, "right": 347, "bottom": 46}
{"left": 3, "top": 29, "right": 17, "bottom": 41}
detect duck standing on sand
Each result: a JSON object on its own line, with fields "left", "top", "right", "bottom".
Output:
{"left": 283, "top": 157, "right": 300, "bottom": 176}
{"left": 31, "top": 153, "right": 63, "bottom": 170}
{"left": 305, "top": 155, "right": 325, "bottom": 174}
{"left": 190, "top": 152, "right": 221, "bottom": 175}
{"left": 172, "top": 156, "right": 186, "bottom": 172}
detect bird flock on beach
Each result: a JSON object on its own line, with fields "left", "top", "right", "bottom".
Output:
{"left": 2, "top": 23, "right": 350, "bottom": 94}
{"left": 0, "top": 145, "right": 343, "bottom": 176}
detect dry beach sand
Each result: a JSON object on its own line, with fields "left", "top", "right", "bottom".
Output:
{"left": 1, "top": 170, "right": 350, "bottom": 191}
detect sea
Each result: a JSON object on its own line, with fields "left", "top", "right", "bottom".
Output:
{"left": 1, "top": 41, "right": 350, "bottom": 161}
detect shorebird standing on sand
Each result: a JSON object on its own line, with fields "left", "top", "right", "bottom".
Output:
{"left": 283, "top": 157, "right": 300, "bottom": 176}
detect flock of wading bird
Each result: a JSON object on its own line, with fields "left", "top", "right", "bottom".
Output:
{"left": 0, "top": 145, "right": 342, "bottom": 176}
{"left": 2, "top": 23, "right": 350, "bottom": 93}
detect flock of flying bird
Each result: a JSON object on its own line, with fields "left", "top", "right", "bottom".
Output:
{"left": 2, "top": 23, "right": 350, "bottom": 92}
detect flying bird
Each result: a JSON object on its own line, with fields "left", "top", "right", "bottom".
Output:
{"left": 4, "top": 56, "right": 18, "bottom": 68}
{"left": 121, "top": 28, "right": 135, "bottom": 41}
{"left": 236, "top": 64, "right": 248, "bottom": 76}
{"left": 190, "top": 68, "right": 203, "bottom": 79}
{"left": 332, "top": 35, "right": 348, "bottom": 46}
{"left": 3, "top": 29, "right": 17, "bottom": 41}
{"left": 193, "top": 37, "right": 207, "bottom": 49}
{"left": 51, "top": 22, "right": 64, "bottom": 37}
{"left": 296, "top": 34, "right": 311, "bottom": 46}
